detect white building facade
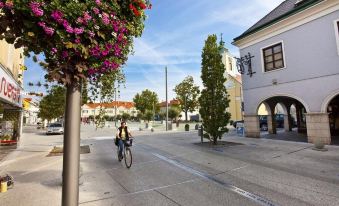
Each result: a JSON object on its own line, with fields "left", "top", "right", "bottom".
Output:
{"left": 233, "top": 0, "right": 339, "bottom": 144}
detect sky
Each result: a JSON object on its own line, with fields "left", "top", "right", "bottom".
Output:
{"left": 23, "top": 0, "right": 284, "bottom": 102}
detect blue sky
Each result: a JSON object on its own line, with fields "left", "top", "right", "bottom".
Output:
{"left": 24, "top": 0, "right": 284, "bottom": 102}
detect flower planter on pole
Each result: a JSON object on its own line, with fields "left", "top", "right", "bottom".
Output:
{"left": 0, "top": 1, "right": 151, "bottom": 205}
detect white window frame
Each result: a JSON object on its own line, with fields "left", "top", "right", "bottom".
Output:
{"left": 334, "top": 19, "right": 339, "bottom": 56}
{"left": 261, "top": 41, "right": 287, "bottom": 73}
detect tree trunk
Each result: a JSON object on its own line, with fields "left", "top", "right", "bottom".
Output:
{"left": 185, "top": 111, "right": 188, "bottom": 122}
{"left": 213, "top": 137, "right": 217, "bottom": 145}
{"left": 62, "top": 82, "right": 81, "bottom": 206}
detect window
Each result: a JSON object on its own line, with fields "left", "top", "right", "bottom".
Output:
{"left": 262, "top": 43, "right": 285, "bottom": 72}
{"left": 335, "top": 20, "right": 339, "bottom": 56}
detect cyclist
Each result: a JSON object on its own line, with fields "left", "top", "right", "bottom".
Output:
{"left": 115, "top": 121, "right": 132, "bottom": 161}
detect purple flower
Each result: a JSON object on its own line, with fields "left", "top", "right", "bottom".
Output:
{"left": 105, "top": 43, "right": 113, "bottom": 50}
{"left": 0, "top": 2, "right": 5, "bottom": 8}
{"left": 38, "top": 21, "right": 46, "bottom": 27}
{"left": 66, "top": 26, "right": 74, "bottom": 33}
{"left": 83, "top": 11, "right": 92, "bottom": 22}
{"left": 74, "top": 27, "right": 84, "bottom": 35}
{"left": 51, "top": 10, "right": 63, "bottom": 22}
{"left": 88, "top": 31, "right": 95, "bottom": 38}
{"left": 51, "top": 48, "right": 57, "bottom": 54}
{"left": 75, "top": 38, "right": 81, "bottom": 44}
{"left": 93, "top": 7, "right": 100, "bottom": 15}
{"left": 44, "top": 27, "right": 55, "bottom": 36}
{"left": 5, "top": 1, "right": 13, "bottom": 8}
{"left": 76, "top": 17, "right": 84, "bottom": 24}
{"left": 62, "top": 51, "right": 69, "bottom": 58}
{"left": 29, "top": 2, "right": 44, "bottom": 17}
{"left": 101, "top": 50, "right": 109, "bottom": 56}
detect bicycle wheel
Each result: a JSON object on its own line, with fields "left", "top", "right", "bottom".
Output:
{"left": 124, "top": 147, "right": 132, "bottom": 168}
{"left": 117, "top": 146, "right": 122, "bottom": 161}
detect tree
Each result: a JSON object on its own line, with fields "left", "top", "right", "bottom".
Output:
{"left": 122, "top": 113, "right": 131, "bottom": 121}
{"left": 168, "top": 106, "right": 180, "bottom": 121}
{"left": 81, "top": 80, "right": 89, "bottom": 106}
{"left": 199, "top": 35, "right": 231, "bottom": 145}
{"left": 133, "top": 89, "right": 159, "bottom": 114}
{"left": 143, "top": 110, "right": 154, "bottom": 122}
{"left": 38, "top": 86, "right": 66, "bottom": 122}
{"left": 174, "top": 76, "right": 200, "bottom": 121}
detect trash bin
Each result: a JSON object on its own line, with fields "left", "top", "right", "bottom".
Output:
{"left": 185, "top": 124, "right": 189, "bottom": 131}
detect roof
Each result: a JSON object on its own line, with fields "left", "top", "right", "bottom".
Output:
{"left": 85, "top": 101, "right": 135, "bottom": 109}
{"left": 159, "top": 99, "right": 181, "bottom": 107}
{"left": 233, "top": 0, "right": 323, "bottom": 42}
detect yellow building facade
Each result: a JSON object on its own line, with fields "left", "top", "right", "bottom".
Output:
{"left": 221, "top": 47, "right": 243, "bottom": 121}
{"left": 0, "top": 39, "right": 25, "bottom": 144}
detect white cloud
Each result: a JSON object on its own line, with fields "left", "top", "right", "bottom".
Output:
{"left": 210, "top": 0, "right": 284, "bottom": 27}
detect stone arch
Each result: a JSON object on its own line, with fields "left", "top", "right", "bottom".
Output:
{"left": 256, "top": 93, "right": 310, "bottom": 113}
{"left": 321, "top": 90, "right": 339, "bottom": 113}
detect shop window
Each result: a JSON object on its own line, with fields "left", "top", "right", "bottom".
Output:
{"left": 262, "top": 42, "right": 285, "bottom": 72}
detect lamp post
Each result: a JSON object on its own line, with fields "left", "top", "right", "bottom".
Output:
{"left": 114, "top": 88, "right": 117, "bottom": 128}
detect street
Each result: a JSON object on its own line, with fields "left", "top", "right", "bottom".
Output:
{"left": 1, "top": 125, "right": 339, "bottom": 206}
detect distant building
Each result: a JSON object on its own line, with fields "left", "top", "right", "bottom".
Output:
{"left": 81, "top": 102, "right": 137, "bottom": 120}
{"left": 220, "top": 46, "right": 243, "bottom": 121}
{"left": 159, "top": 99, "right": 200, "bottom": 121}
{"left": 23, "top": 98, "right": 39, "bottom": 125}
{"left": 0, "top": 39, "right": 25, "bottom": 142}
{"left": 233, "top": 0, "right": 339, "bottom": 144}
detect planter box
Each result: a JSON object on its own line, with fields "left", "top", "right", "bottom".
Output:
{"left": 0, "top": 140, "right": 17, "bottom": 145}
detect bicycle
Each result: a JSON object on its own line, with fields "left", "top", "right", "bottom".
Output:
{"left": 117, "top": 138, "right": 133, "bottom": 168}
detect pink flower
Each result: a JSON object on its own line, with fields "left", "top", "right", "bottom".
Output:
{"left": 76, "top": 17, "right": 84, "bottom": 24}
{"left": 102, "top": 13, "right": 110, "bottom": 25}
{"left": 65, "top": 26, "right": 74, "bottom": 33}
{"left": 0, "top": 2, "right": 5, "bottom": 8}
{"left": 38, "top": 21, "right": 46, "bottom": 27}
{"left": 95, "top": 0, "right": 101, "bottom": 5}
{"left": 51, "top": 10, "right": 63, "bottom": 23}
{"left": 51, "top": 48, "right": 57, "bottom": 54}
{"left": 101, "top": 50, "right": 109, "bottom": 56}
{"left": 93, "top": 7, "right": 100, "bottom": 14}
{"left": 83, "top": 11, "right": 92, "bottom": 22}
{"left": 62, "top": 51, "right": 69, "bottom": 58}
{"left": 29, "top": 2, "right": 44, "bottom": 17}
{"left": 74, "top": 27, "right": 84, "bottom": 35}
{"left": 44, "top": 27, "right": 54, "bottom": 36}
{"left": 5, "top": 1, "right": 13, "bottom": 8}
{"left": 75, "top": 38, "right": 81, "bottom": 44}
{"left": 105, "top": 43, "right": 113, "bottom": 50}
{"left": 88, "top": 31, "right": 95, "bottom": 38}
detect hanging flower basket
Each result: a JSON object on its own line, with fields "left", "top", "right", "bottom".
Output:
{"left": 0, "top": 0, "right": 151, "bottom": 84}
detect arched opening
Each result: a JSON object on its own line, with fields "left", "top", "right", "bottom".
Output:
{"left": 256, "top": 96, "right": 307, "bottom": 142}
{"left": 328, "top": 95, "right": 339, "bottom": 145}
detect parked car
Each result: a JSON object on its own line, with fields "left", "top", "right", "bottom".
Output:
{"left": 259, "top": 114, "right": 285, "bottom": 131}
{"left": 46, "top": 123, "right": 64, "bottom": 135}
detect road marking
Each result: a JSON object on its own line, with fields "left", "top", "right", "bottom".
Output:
{"left": 153, "top": 153, "right": 278, "bottom": 206}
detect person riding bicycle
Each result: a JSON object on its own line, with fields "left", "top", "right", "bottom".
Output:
{"left": 115, "top": 121, "right": 132, "bottom": 161}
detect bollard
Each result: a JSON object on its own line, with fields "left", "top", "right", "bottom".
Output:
{"left": 0, "top": 181, "right": 8, "bottom": 193}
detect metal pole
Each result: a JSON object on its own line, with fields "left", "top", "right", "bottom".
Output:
{"left": 62, "top": 81, "right": 81, "bottom": 206}
{"left": 114, "top": 88, "right": 117, "bottom": 128}
{"left": 165, "top": 66, "right": 168, "bottom": 131}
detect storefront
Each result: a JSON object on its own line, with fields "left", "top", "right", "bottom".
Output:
{"left": 0, "top": 64, "right": 23, "bottom": 145}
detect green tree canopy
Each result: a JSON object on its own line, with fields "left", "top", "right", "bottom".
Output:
{"left": 199, "top": 34, "right": 231, "bottom": 145}
{"left": 133, "top": 89, "right": 159, "bottom": 114}
{"left": 38, "top": 86, "right": 66, "bottom": 121}
{"left": 122, "top": 112, "right": 131, "bottom": 121}
{"left": 168, "top": 106, "right": 180, "bottom": 121}
{"left": 174, "top": 76, "right": 200, "bottom": 121}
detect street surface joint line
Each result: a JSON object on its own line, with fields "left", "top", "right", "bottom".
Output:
{"left": 154, "top": 189, "right": 183, "bottom": 206}
{"left": 153, "top": 153, "right": 278, "bottom": 206}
